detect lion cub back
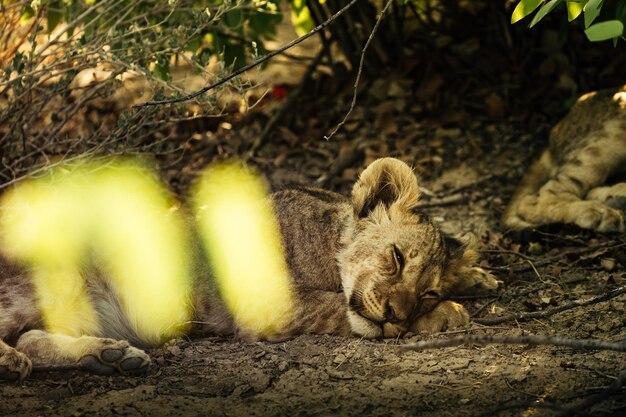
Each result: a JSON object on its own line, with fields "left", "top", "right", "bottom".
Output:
{"left": 271, "top": 188, "right": 353, "bottom": 292}
{"left": 549, "top": 86, "right": 626, "bottom": 161}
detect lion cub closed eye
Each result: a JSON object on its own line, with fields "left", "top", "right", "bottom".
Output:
{"left": 0, "top": 157, "right": 498, "bottom": 380}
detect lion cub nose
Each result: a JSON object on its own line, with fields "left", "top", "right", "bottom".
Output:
{"left": 384, "top": 302, "right": 404, "bottom": 323}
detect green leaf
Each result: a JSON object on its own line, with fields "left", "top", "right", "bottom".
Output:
{"left": 566, "top": 0, "right": 584, "bottom": 21}
{"left": 223, "top": 9, "right": 243, "bottom": 29}
{"left": 196, "top": 48, "right": 213, "bottom": 68}
{"left": 186, "top": 37, "right": 201, "bottom": 54}
{"left": 529, "top": 0, "right": 562, "bottom": 28}
{"left": 223, "top": 43, "right": 246, "bottom": 69}
{"left": 291, "top": 0, "right": 314, "bottom": 36}
{"left": 511, "top": 0, "right": 544, "bottom": 24}
{"left": 47, "top": 8, "right": 63, "bottom": 33}
{"left": 583, "top": 0, "right": 603, "bottom": 28}
{"left": 249, "top": 12, "right": 281, "bottom": 37}
{"left": 584, "top": 20, "right": 623, "bottom": 41}
{"left": 153, "top": 57, "right": 170, "bottom": 81}
{"left": 21, "top": 5, "right": 35, "bottom": 21}
{"left": 617, "top": 1, "right": 626, "bottom": 23}
{"left": 12, "top": 52, "right": 24, "bottom": 73}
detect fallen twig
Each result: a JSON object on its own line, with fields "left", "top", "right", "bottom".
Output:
{"left": 428, "top": 173, "right": 497, "bottom": 198}
{"left": 480, "top": 367, "right": 626, "bottom": 416}
{"left": 133, "top": 0, "right": 362, "bottom": 108}
{"left": 558, "top": 368, "right": 626, "bottom": 417}
{"left": 480, "top": 249, "right": 537, "bottom": 262}
{"left": 484, "top": 240, "right": 625, "bottom": 273}
{"left": 401, "top": 333, "right": 626, "bottom": 353}
{"left": 473, "top": 285, "right": 626, "bottom": 326}
{"left": 478, "top": 400, "right": 566, "bottom": 417}
{"left": 315, "top": 143, "right": 362, "bottom": 187}
{"left": 416, "top": 194, "right": 468, "bottom": 208}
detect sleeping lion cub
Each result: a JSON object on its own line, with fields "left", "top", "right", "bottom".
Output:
{"left": 0, "top": 158, "right": 498, "bottom": 381}
{"left": 503, "top": 85, "right": 626, "bottom": 233}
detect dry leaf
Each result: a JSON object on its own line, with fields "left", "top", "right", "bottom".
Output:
{"left": 601, "top": 258, "right": 616, "bottom": 271}
{"left": 486, "top": 93, "right": 505, "bottom": 118}
{"left": 416, "top": 74, "right": 444, "bottom": 101}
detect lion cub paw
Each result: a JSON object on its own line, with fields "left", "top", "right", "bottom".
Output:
{"left": 570, "top": 201, "right": 625, "bottom": 233}
{"left": 79, "top": 339, "right": 150, "bottom": 376}
{"left": 466, "top": 267, "right": 501, "bottom": 291}
{"left": 411, "top": 301, "right": 469, "bottom": 334}
{"left": 0, "top": 345, "right": 32, "bottom": 381}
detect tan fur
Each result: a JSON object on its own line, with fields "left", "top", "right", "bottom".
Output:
{"left": 503, "top": 86, "right": 626, "bottom": 233}
{"left": 0, "top": 158, "right": 498, "bottom": 380}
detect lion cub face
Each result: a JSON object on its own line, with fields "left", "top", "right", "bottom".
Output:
{"left": 338, "top": 158, "right": 476, "bottom": 338}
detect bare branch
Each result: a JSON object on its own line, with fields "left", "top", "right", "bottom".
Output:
{"left": 558, "top": 368, "right": 626, "bottom": 417}
{"left": 324, "top": 0, "right": 393, "bottom": 141}
{"left": 247, "top": 48, "right": 326, "bottom": 156}
{"left": 484, "top": 240, "right": 625, "bottom": 273}
{"left": 473, "top": 285, "right": 626, "bottom": 326}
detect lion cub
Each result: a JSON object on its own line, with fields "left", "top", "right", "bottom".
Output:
{"left": 0, "top": 158, "right": 497, "bottom": 381}
{"left": 503, "top": 85, "right": 626, "bottom": 233}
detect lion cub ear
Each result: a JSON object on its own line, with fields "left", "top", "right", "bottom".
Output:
{"left": 351, "top": 158, "right": 421, "bottom": 218}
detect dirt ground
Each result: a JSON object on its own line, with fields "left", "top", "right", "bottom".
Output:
{"left": 2, "top": 10, "right": 626, "bottom": 417}
{"left": 2, "top": 105, "right": 626, "bottom": 416}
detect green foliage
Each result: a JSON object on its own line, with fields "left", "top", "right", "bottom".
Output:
{"left": 0, "top": 0, "right": 291, "bottom": 187}
{"left": 511, "top": 0, "right": 626, "bottom": 43}
{"left": 291, "top": 0, "right": 315, "bottom": 36}
{"left": 14, "top": 0, "right": 284, "bottom": 74}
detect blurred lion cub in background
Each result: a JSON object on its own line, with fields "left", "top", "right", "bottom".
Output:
{"left": 0, "top": 157, "right": 498, "bottom": 381}
{"left": 503, "top": 85, "right": 626, "bottom": 233}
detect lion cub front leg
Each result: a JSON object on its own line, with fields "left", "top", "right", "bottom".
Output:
{"left": 411, "top": 301, "right": 469, "bottom": 333}
{"left": 16, "top": 330, "right": 150, "bottom": 375}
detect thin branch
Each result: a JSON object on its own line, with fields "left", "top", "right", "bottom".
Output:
{"left": 479, "top": 368, "right": 626, "bottom": 417}
{"left": 247, "top": 48, "right": 326, "bottom": 156}
{"left": 558, "top": 368, "right": 626, "bottom": 417}
{"left": 323, "top": 0, "right": 393, "bottom": 140}
{"left": 416, "top": 194, "right": 467, "bottom": 208}
{"left": 477, "top": 400, "right": 566, "bottom": 417}
{"left": 480, "top": 249, "right": 538, "bottom": 262}
{"left": 132, "top": 0, "right": 363, "bottom": 108}
{"left": 401, "top": 333, "right": 626, "bottom": 353}
{"left": 484, "top": 241, "right": 625, "bottom": 273}
{"left": 473, "top": 285, "right": 626, "bottom": 326}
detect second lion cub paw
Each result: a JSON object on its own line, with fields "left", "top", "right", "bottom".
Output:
{"left": 466, "top": 267, "right": 501, "bottom": 291}
{"left": 410, "top": 301, "right": 469, "bottom": 334}
{"left": 0, "top": 344, "right": 32, "bottom": 381}
{"left": 570, "top": 201, "right": 625, "bottom": 233}
{"left": 79, "top": 339, "right": 151, "bottom": 376}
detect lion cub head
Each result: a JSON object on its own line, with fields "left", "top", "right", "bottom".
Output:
{"left": 338, "top": 158, "right": 496, "bottom": 338}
